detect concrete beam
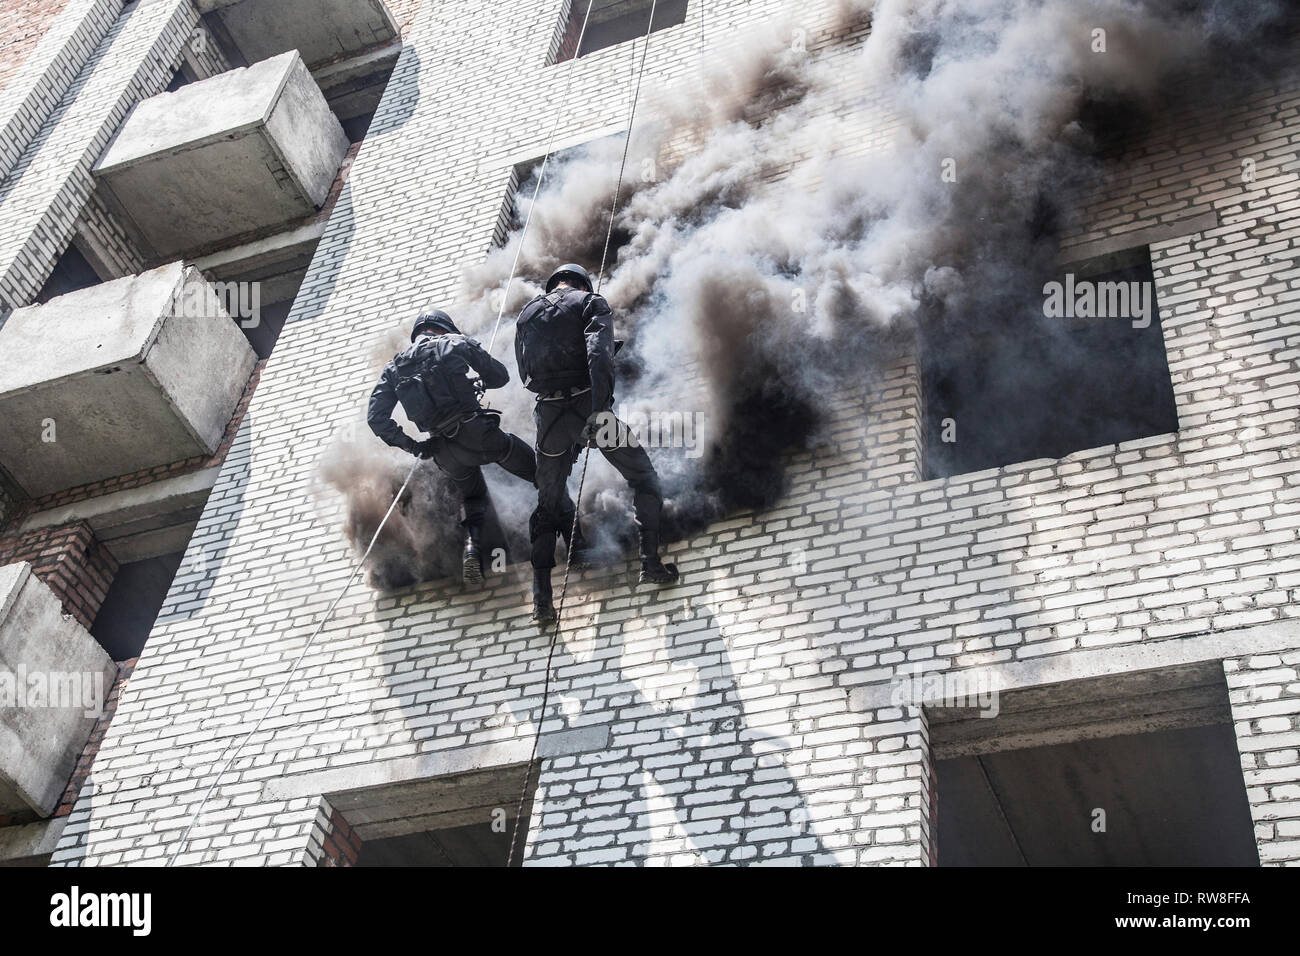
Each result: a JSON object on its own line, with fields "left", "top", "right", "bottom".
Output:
{"left": 0, "top": 815, "right": 67, "bottom": 865}
{"left": 849, "top": 620, "right": 1300, "bottom": 713}
{"left": 196, "top": 0, "right": 399, "bottom": 69}
{"left": 21, "top": 468, "right": 221, "bottom": 534}
{"left": 21, "top": 466, "right": 219, "bottom": 564}
{"left": 193, "top": 220, "right": 326, "bottom": 307}
{"left": 0, "top": 564, "right": 118, "bottom": 817}
{"left": 93, "top": 51, "right": 350, "bottom": 259}
{"left": 312, "top": 38, "right": 402, "bottom": 120}
{"left": 1059, "top": 208, "right": 1221, "bottom": 270}
{"left": 0, "top": 264, "right": 256, "bottom": 498}
{"left": 264, "top": 725, "right": 612, "bottom": 802}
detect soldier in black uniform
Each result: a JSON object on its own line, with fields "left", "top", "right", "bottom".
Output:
{"left": 515, "top": 264, "right": 678, "bottom": 622}
{"left": 368, "top": 310, "right": 536, "bottom": 586}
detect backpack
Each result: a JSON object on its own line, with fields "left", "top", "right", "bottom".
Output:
{"left": 515, "top": 290, "right": 588, "bottom": 393}
{"left": 391, "top": 337, "right": 473, "bottom": 435}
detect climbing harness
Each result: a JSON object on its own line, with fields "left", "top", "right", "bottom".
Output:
{"left": 506, "top": 0, "right": 664, "bottom": 867}
{"left": 169, "top": 0, "right": 670, "bottom": 869}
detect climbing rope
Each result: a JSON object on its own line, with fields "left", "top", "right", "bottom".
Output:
{"left": 487, "top": 3, "right": 601, "bottom": 354}
{"left": 166, "top": 462, "right": 419, "bottom": 866}
{"left": 507, "top": 0, "right": 662, "bottom": 867}
{"left": 165, "top": 4, "right": 615, "bottom": 870}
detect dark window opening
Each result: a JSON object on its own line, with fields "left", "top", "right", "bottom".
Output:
{"left": 922, "top": 249, "right": 1179, "bottom": 479}
{"left": 339, "top": 112, "right": 374, "bottom": 143}
{"left": 496, "top": 135, "right": 634, "bottom": 260}
{"left": 932, "top": 665, "right": 1260, "bottom": 867}
{"left": 36, "top": 243, "right": 104, "bottom": 304}
{"left": 241, "top": 298, "right": 293, "bottom": 360}
{"left": 332, "top": 762, "right": 540, "bottom": 867}
{"left": 356, "top": 821, "right": 523, "bottom": 867}
{"left": 553, "top": 0, "right": 690, "bottom": 64}
{"left": 91, "top": 552, "right": 184, "bottom": 661}
{"left": 164, "top": 59, "right": 199, "bottom": 92}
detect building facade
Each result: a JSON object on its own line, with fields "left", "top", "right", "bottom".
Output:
{"left": 0, "top": 0, "right": 1295, "bottom": 866}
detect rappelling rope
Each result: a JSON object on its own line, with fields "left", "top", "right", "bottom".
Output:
{"left": 166, "top": 462, "right": 418, "bottom": 866}
{"left": 507, "top": 0, "right": 661, "bottom": 868}
{"left": 486, "top": 2, "right": 600, "bottom": 354}
{"left": 165, "top": 4, "right": 611, "bottom": 870}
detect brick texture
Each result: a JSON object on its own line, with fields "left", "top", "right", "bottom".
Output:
{"left": 24, "top": 0, "right": 1300, "bottom": 867}
{"left": 305, "top": 801, "right": 361, "bottom": 867}
{"left": 0, "top": 0, "right": 72, "bottom": 94}
{"left": 0, "top": 521, "right": 117, "bottom": 630}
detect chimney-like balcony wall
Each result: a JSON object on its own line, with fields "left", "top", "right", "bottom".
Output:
{"left": 0, "top": 563, "right": 118, "bottom": 818}
{"left": 92, "top": 50, "right": 351, "bottom": 260}
{"left": 0, "top": 263, "right": 257, "bottom": 499}
{"left": 196, "top": 0, "right": 400, "bottom": 68}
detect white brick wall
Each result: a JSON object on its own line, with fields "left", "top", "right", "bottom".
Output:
{"left": 0, "top": 0, "right": 202, "bottom": 309}
{"left": 0, "top": 0, "right": 119, "bottom": 186}
{"left": 40, "top": 0, "right": 1300, "bottom": 866}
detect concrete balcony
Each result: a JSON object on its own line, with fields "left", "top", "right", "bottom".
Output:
{"left": 93, "top": 50, "right": 350, "bottom": 260}
{"left": 0, "top": 263, "right": 257, "bottom": 498}
{"left": 0, "top": 563, "right": 118, "bottom": 818}
{"left": 197, "top": 0, "right": 400, "bottom": 69}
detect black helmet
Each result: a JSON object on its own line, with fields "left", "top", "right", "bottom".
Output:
{"left": 546, "top": 263, "right": 594, "bottom": 293}
{"left": 411, "top": 309, "right": 459, "bottom": 341}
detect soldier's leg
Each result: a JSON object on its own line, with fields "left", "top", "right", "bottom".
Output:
{"left": 431, "top": 440, "right": 489, "bottom": 585}
{"left": 597, "top": 415, "right": 678, "bottom": 584}
{"left": 529, "top": 399, "right": 586, "bottom": 620}
{"left": 462, "top": 415, "right": 537, "bottom": 486}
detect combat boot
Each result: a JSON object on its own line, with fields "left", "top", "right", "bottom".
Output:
{"left": 640, "top": 556, "right": 680, "bottom": 585}
{"left": 532, "top": 569, "right": 556, "bottom": 623}
{"left": 462, "top": 526, "right": 484, "bottom": 587}
{"left": 638, "top": 525, "right": 678, "bottom": 585}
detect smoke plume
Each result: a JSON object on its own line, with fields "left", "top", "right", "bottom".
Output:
{"left": 324, "top": 0, "right": 1294, "bottom": 589}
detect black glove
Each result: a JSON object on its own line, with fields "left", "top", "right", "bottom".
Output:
{"left": 579, "top": 412, "right": 605, "bottom": 448}
{"left": 413, "top": 438, "right": 439, "bottom": 460}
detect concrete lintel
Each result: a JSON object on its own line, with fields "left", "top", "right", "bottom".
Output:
{"left": 264, "top": 725, "right": 612, "bottom": 801}
{"left": 20, "top": 467, "right": 221, "bottom": 535}
{"left": 1059, "top": 209, "right": 1221, "bottom": 267}
{"left": 500, "top": 122, "right": 631, "bottom": 171}
{"left": 848, "top": 620, "right": 1300, "bottom": 713}
{"left": 192, "top": 221, "right": 327, "bottom": 275}
{"left": 0, "top": 815, "right": 67, "bottom": 863}
{"left": 311, "top": 38, "right": 403, "bottom": 91}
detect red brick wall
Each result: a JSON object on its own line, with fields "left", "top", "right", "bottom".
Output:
{"left": 0, "top": 0, "right": 72, "bottom": 95}
{"left": 321, "top": 809, "right": 361, "bottom": 866}
{"left": 0, "top": 361, "right": 264, "bottom": 629}
{"left": 0, "top": 521, "right": 117, "bottom": 630}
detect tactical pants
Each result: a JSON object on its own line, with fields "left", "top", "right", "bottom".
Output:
{"left": 429, "top": 414, "right": 536, "bottom": 535}
{"left": 530, "top": 392, "right": 662, "bottom": 570}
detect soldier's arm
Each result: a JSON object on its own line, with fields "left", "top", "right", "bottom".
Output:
{"left": 459, "top": 337, "right": 511, "bottom": 391}
{"left": 367, "top": 369, "right": 418, "bottom": 453}
{"left": 583, "top": 294, "right": 616, "bottom": 411}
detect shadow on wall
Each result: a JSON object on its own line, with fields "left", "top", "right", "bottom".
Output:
{"left": 159, "top": 35, "right": 421, "bottom": 614}
{"left": 617, "top": 600, "right": 831, "bottom": 865}
{"left": 480, "top": 594, "right": 831, "bottom": 864}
